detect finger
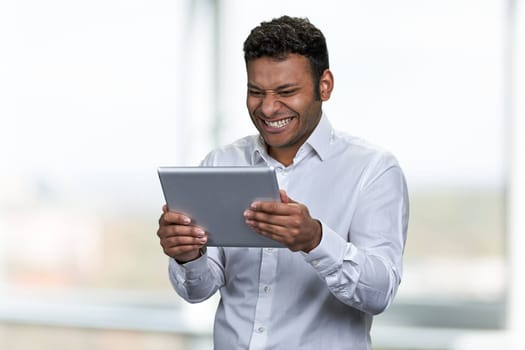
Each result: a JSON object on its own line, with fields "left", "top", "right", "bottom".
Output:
{"left": 279, "top": 190, "right": 289, "bottom": 204}
{"left": 159, "top": 211, "right": 192, "bottom": 226}
{"left": 248, "top": 222, "right": 297, "bottom": 248}
{"left": 280, "top": 190, "right": 297, "bottom": 204}
{"left": 244, "top": 209, "right": 291, "bottom": 228}
{"left": 157, "top": 224, "right": 206, "bottom": 239}
{"left": 249, "top": 200, "right": 301, "bottom": 216}
{"left": 249, "top": 200, "right": 284, "bottom": 214}
{"left": 161, "top": 234, "right": 208, "bottom": 249}
{"left": 253, "top": 227, "right": 282, "bottom": 242}
{"left": 251, "top": 220, "right": 291, "bottom": 236}
{"left": 244, "top": 208, "right": 297, "bottom": 239}
{"left": 162, "top": 204, "right": 168, "bottom": 213}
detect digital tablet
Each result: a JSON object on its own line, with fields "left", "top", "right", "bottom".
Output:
{"left": 158, "top": 166, "right": 284, "bottom": 248}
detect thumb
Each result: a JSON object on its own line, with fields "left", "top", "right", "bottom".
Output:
{"left": 279, "top": 190, "right": 296, "bottom": 204}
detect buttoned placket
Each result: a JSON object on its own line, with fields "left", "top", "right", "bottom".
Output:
{"left": 248, "top": 247, "right": 279, "bottom": 349}
{"left": 248, "top": 155, "right": 289, "bottom": 350}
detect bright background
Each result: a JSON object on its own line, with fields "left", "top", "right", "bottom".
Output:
{"left": 0, "top": 0, "right": 523, "bottom": 349}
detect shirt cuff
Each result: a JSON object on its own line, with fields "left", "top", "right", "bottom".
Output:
{"left": 303, "top": 220, "right": 365, "bottom": 276}
{"left": 169, "top": 250, "right": 209, "bottom": 280}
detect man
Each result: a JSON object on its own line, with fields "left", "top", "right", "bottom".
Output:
{"left": 157, "top": 15, "right": 409, "bottom": 350}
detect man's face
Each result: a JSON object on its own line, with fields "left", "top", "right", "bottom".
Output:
{"left": 246, "top": 54, "right": 329, "bottom": 164}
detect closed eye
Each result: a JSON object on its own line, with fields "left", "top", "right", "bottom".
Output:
{"left": 248, "top": 89, "right": 264, "bottom": 97}
{"left": 278, "top": 89, "right": 298, "bottom": 97}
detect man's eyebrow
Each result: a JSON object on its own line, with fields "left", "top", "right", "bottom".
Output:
{"left": 247, "top": 83, "right": 300, "bottom": 91}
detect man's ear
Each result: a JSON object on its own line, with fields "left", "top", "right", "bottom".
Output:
{"left": 319, "top": 69, "right": 334, "bottom": 101}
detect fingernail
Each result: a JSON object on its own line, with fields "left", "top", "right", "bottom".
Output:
{"left": 182, "top": 216, "right": 191, "bottom": 224}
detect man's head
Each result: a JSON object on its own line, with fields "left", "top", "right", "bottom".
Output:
{"left": 243, "top": 16, "right": 329, "bottom": 100}
{"left": 243, "top": 16, "right": 334, "bottom": 166}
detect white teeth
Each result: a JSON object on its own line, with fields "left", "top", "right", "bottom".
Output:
{"left": 265, "top": 118, "right": 291, "bottom": 128}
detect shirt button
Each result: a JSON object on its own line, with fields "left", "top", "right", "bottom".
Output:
{"left": 257, "top": 326, "right": 265, "bottom": 333}
{"left": 282, "top": 170, "right": 288, "bottom": 176}
{"left": 312, "top": 259, "right": 320, "bottom": 267}
{"left": 264, "top": 286, "right": 271, "bottom": 293}
{"left": 265, "top": 248, "right": 274, "bottom": 254}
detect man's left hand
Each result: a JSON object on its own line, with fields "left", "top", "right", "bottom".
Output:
{"left": 244, "top": 190, "right": 322, "bottom": 252}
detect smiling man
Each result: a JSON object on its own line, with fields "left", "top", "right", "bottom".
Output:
{"left": 157, "top": 15, "right": 409, "bottom": 350}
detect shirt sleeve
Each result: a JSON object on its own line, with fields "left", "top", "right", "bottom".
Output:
{"left": 303, "top": 163, "right": 409, "bottom": 315}
{"left": 168, "top": 247, "right": 225, "bottom": 303}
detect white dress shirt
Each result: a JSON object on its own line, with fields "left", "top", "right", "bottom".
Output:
{"left": 168, "top": 114, "right": 409, "bottom": 350}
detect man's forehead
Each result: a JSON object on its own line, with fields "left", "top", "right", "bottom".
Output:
{"left": 246, "top": 53, "right": 310, "bottom": 69}
{"left": 246, "top": 54, "right": 313, "bottom": 88}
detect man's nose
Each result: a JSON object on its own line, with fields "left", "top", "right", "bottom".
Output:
{"left": 260, "top": 93, "right": 281, "bottom": 118}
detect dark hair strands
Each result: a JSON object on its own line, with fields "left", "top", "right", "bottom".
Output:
{"left": 243, "top": 15, "right": 329, "bottom": 100}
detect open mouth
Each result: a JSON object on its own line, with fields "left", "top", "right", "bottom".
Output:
{"left": 263, "top": 117, "right": 292, "bottom": 129}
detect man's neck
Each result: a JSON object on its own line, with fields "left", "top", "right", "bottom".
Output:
{"left": 268, "top": 146, "right": 298, "bottom": 167}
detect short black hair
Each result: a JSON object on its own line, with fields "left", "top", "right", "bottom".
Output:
{"left": 243, "top": 16, "right": 329, "bottom": 100}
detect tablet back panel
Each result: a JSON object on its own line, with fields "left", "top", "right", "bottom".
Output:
{"left": 158, "top": 166, "right": 283, "bottom": 248}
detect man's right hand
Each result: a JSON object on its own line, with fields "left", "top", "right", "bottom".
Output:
{"left": 157, "top": 205, "right": 208, "bottom": 263}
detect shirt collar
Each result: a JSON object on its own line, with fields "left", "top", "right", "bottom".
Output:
{"left": 250, "top": 112, "right": 334, "bottom": 165}
{"left": 251, "top": 136, "right": 270, "bottom": 166}
{"left": 305, "top": 112, "right": 334, "bottom": 162}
